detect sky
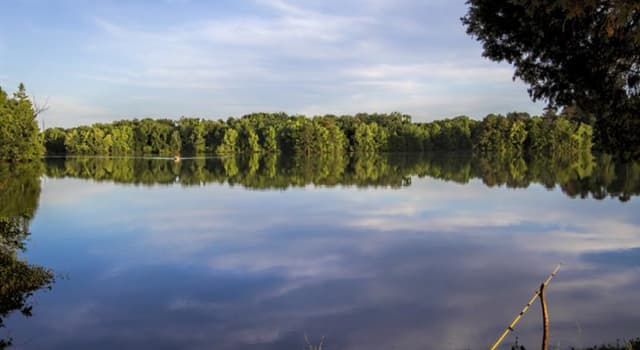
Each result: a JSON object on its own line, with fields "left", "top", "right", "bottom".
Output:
{"left": 0, "top": 0, "right": 544, "bottom": 128}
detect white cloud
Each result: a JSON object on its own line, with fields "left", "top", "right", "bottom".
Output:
{"left": 86, "top": 1, "right": 374, "bottom": 89}
{"left": 343, "top": 62, "right": 514, "bottom": 82}
{"left": 41, "top": 95, "right": 113, "bottom": 127}
{"left": 31, "top": 173, "right": 640, "bottom": 349}
{"left": 73, "top": 0, "right": 542, "bottom": 122}
{"left": 40, "top": 177, "right": 116, "bottom": 204}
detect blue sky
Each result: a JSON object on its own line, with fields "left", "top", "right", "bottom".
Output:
{"left": 0, "top": 0, "right": 543, "bottom": 127}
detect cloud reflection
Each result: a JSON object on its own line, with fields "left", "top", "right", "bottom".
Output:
{"left": 20, "top": 173, "right": 640, "bottom": 350}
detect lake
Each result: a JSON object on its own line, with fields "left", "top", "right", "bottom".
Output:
{"left": 2, "top": 153, "right": 639, "bottom": 350}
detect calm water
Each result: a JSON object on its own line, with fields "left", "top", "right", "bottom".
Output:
{"left": 2, "top": 154, "right": 640, "bottom": 350}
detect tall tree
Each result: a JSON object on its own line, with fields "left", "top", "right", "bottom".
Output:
{"left": 0, "top": 84, "right": 44, "bottom": 161}
{"left": 462, "top": 0, "right": 640, "bottom": 157}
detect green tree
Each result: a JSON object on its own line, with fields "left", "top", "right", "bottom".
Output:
{"left": 170, "top": 130, "right": 182, "bottom": 155}
{"left": 110, "top": 125, "right": 134, "bottom": 155}
{"left": 0, "top": 84, "right": 44, "bottom": 161}
{"left": 216, "top": 128, "right": 238, "bottom": 154}
{"left": 43, "top": 128, "right": 66, "bottom": 154}
{"left": 262, "top": 126, "right": 278, "bottom": 153}
{"left": 293, "top": 121, "right": 316, "bottom": 156}
{"left": 41, "top": 112, "right": 593, "bottom": 159}
{"left": 178, "top": 118, "right": 206, "bottom": 154}
{"left": 462, "top": 0, "right": 640, "bottom": 157}
{"left": 509, "top": 119, "right": 527, "bottom": 152}
{"left": 325, "top": 120, "right": 347, "bottom": 154}
{"left": 353, "top": 122, "right": 380, "bottom": 153}
{"left": 246, "top": 128, "right": 261, "bottom": 153}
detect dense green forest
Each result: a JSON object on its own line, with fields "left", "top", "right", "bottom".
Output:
{"left": 0, "top": 82, "right": 606, "bottom": 162}
{"left": 44, "top": 153, "right": 640, "bottom": 201}
{"left": 0, "top": 83, "right": 598, "bottom": 161}
{"left": 42, "top": 111, "right": 593, "bottom": 159}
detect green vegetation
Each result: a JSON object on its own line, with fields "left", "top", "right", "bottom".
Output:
{"left": 462, "top": 1, "right": 640, "bottom": 158}
{"left": 576, "top": 338, "right": 640, "bottom": 350}
{"left": 44, "top": 153, "right": 640, "bottom": 201}
{"left": 41, "top": 112, "right": 593, "bottom": 159}
{"left": 512, "top": 337, "right": 640, "bottom": 350}
{"left": 0, "top": 83, "right": 600, "bottom": 161}
{"left": 0, "top": 162, "right": 54, "bottom": 349}
{"left": 0, "top": 84, "right": 44, "bottom": 162}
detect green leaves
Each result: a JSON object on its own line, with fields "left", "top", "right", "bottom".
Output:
{"left": 462, "top": 0, "right": 640, "bottom": 156}
{"left": 472, "top": 114, "right": 593, "bottom": 159}
{"left": 42, "top": 112, "right": 593, "bottom": 159}
{"left": 0, "top": 84, "right": 43, "bottom": 162}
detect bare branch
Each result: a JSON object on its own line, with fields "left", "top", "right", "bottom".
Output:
{"left": 31, "top": 95, "right": 50, "bottom": 117}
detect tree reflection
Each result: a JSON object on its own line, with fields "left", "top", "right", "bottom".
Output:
{"left": 44, "top": 153, "right": 640, "bottom": 201}
{"left": 0, "top": 163, "right": 54, "bottom": 349}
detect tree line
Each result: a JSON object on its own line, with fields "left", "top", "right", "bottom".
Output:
{"left": 42, "top": 111, "right": 593, "bottom": 159}
{"left": 0, "top": 83, "right": 596, "bottom": 161}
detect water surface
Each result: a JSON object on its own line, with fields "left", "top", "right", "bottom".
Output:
{"left": 2, "top": 154, "right": 640, "bottom": 349}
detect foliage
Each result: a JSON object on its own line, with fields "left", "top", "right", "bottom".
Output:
{"left": 42, "top": 112, "right": 592, "bottom": 158}
{"left": 0, "top": 248, "right": 54, "bottom": 349}
{"left": 217, "top": 128, "right": 239, "bottom": 154}
{"left": 462, "top": 0, "right": 640, "bottom": 157}
{"left": 512, "top": 337, "right": 640, "bottom": 350}
{"left": 575, "top": 338, "right": 640, "bottom": 350}
{"left": 42, "top": 128, "right": 66, "bottom": 154}
{"left": 0, "top": 84, "right": 44, "bottom": 162}
{"left": 473, "top": 113, "right": 592, "bottom": 159}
